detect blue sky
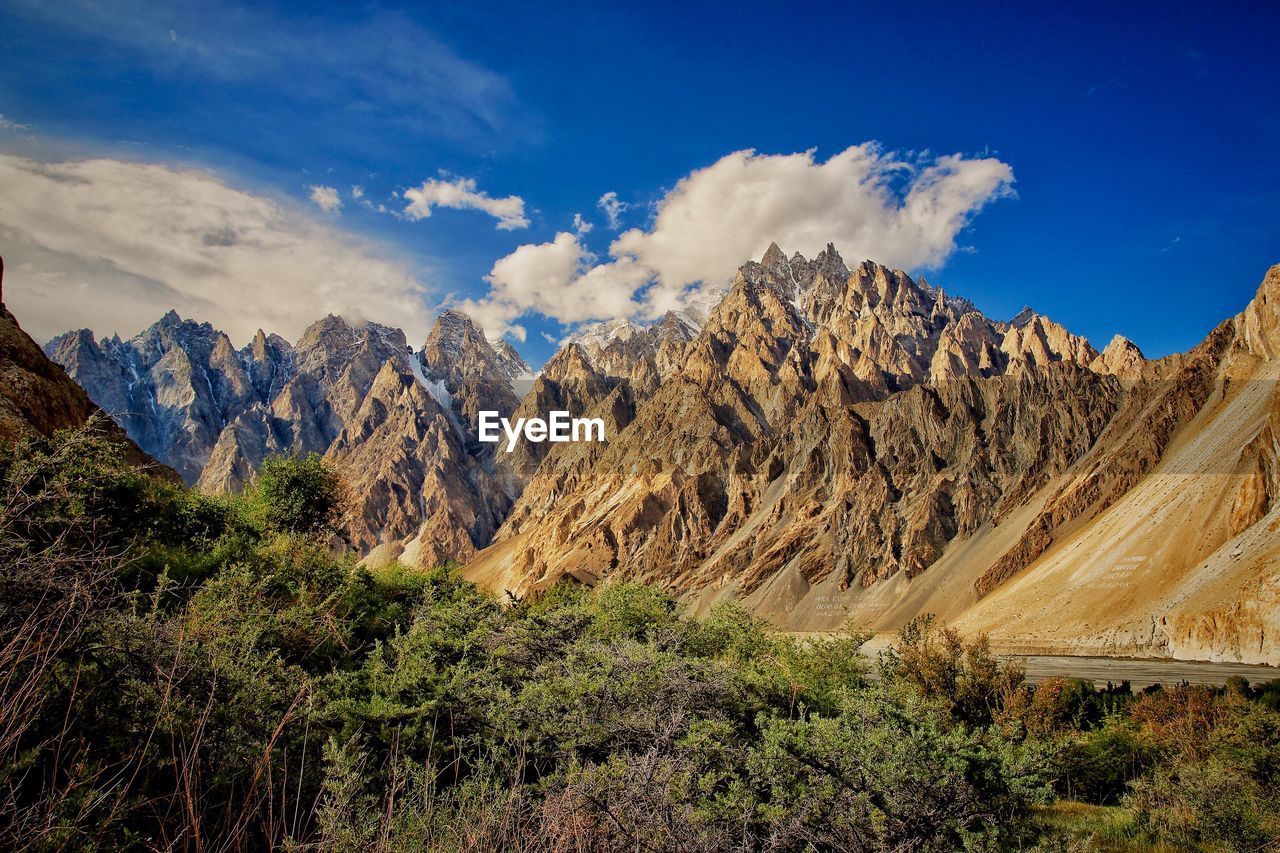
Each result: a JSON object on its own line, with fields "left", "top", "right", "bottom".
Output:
{"left": 0, "top": 0, "right": 1277, "bottom": 363}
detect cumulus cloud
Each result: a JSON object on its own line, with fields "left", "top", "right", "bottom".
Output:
{"left": 402, "top": 176, "right": 529, "bottom": 230}
{"left": 0, "top": 153, "right": 435, "bottom": 346}
{"left": 454, "top": 232, "right": 649, "bottom": 341}
{"left": 464, "top": 144, "right": 1014, "bottom": 339}
{"left": 308, "top": 184, "right": 342, "bottom": 213}
{"left": 597, "top": 191, "right": 628, "bottom": 229}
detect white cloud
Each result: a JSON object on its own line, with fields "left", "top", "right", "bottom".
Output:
{"left": 0, "top": 113, "right": 30, "bottom": 131}
{"left": 465, "top": 145, "right": 1014, "bottom": 337}
{"left": 597, "top": 191, "right": 628, "bottom": 229}
{"left": 456, "top": 231, "right": 648, "bottom": 341}
{"left": 402, "top": 176, "right": 528, "bottom": 230}
{"left": 308, "top": 184, "right": 342, "bottom": 213}
{"left": 351, "top": 185, "right": 364, "bottom": 200}
{"left": 0, "top": 153, "right": 435, "bottom": 346}
{"left": 572, "top": 212, "right": 592, "bottom": 234}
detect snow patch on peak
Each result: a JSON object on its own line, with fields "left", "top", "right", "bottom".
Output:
{"left": 568, "top": 317, "right": 645, "bottom": 348}
{"left": 406, "top": 351, "right": 464, "bottom": 437}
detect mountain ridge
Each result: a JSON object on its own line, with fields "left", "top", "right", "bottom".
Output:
{"left": 38, "top": 248, "right": 1280, "bottom": 663}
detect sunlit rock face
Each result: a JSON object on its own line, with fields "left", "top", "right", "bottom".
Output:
{"left": 466, "top": 249, "right": 1280, "bottom": 665}
{"left": 44, "top": 243, "right": 1280, "bottom": 663}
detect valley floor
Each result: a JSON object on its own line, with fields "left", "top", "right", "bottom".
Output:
{"left": 842, "top": 634, "right": 1280, "bottom": 688}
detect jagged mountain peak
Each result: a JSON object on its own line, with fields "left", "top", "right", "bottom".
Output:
{"left": 495, "top": 338, "right": 534, "bottom": 380}
{"left": 46, "top": 326, "right": 98, "bottom": 352}
{"left": 815, "top": 242, "right": 849, "bottom": 275}
{"left": 421, "top": 308, "right": 511, "bottom": 371}
{"left": 1089, "top": 333, "right": 1145, "bottom": 378}
{"left": 295, "top": 316, "right": 407, "bottom": 371}
{"left": 760, "top": 241, "right": 787, "bottom": 268}
{"left": 1235, "top": 262, "right": 1280, "bottom": 360}
{"left": 560, "top": 306, "right": 705, "bottom": 386}
{"left": 568, "top": 316, "right": 644, "bottom": 348}
{"left": 297, "top": 312, "right": 354, "bottom": 344}
{"left": 423, "top": 307, "right": 486, "bottom": 347}
{"left": 249, "top": 328, "right": 294, "bottom": 354}
{"left": 1102, "top": 333, "right": 1143, "bottom": 357}
{"left": 543, "top": 340, "right": 597, "bottom": 378}
{"left": 1009, "top": 306, "right": 1037, "bottom": 327}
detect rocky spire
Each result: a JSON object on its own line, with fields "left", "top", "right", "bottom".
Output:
{"left": 761, "top": 241, "right": 787, "bottom": 268}
{"left": 1090, "top": 334, "right": 1146, "bottom": 377}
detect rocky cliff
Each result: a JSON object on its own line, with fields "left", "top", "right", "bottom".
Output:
{"left": 464, "top": 247, "right": 1280, "bottom": 665}
{"left": 0, "top": 257, "right": 173, "bottom": 476}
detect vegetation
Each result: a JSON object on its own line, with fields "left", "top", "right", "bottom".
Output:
{"left": 1, "top": 426, "right": 1278, "bottom": 850}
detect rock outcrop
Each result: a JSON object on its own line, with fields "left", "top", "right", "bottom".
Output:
{"left": 0, "top": 256, "right": 173, "bottom": 477}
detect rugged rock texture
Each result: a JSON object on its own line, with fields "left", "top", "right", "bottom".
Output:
{"left": 465, "top": 248, "right": 1280, "bottom": 665}
{"left": 417, "top": 309, "right": 531, "bottom": 438}
{"left": 0, "top": 257, "right": 173, "bottom": 476}
{"left": 565, "top": 308, "right": 705, "bottom": 392}
{"left": 40, "top": 238, "right": 1280, "bottom": 663}
{"left": 48, "top": 305, "right": 521, "bottom": 565}
{"left": 470, "top": 246, "right": 1113, "bottom": 597}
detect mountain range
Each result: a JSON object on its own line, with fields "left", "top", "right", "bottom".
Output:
{"left": 37, "top": 245, "right": 1280, "bottom": 664}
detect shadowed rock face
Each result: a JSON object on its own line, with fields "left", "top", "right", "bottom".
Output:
{"left": 0, "top": 256, "right": 175, "bottom": 478}
{"left": 46, "top": 303, "right": 525, "bottom": 564}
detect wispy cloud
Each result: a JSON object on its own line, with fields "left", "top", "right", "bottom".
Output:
{"left": 0, "top": 152, "right": 435, "bottom": 346}
{"left": 8, "top": 0, "right": 535, "bottom": 146}
{"left": 597, "top": 191, "right": 628, "bottom": 229}
{"left": 0, "top": 113, "right": 31, "bottom": 131}
{"left": 401, "top": 175, "right": 529, "bottom": 230}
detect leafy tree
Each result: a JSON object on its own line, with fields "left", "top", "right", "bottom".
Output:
{"left": 245, "top": 453, "right": 349, "bottom": 539}
{"left": 879, "top": 613, "right": 1023, "bottom": 726}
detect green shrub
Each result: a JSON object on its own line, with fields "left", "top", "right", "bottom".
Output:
{"left": 879, "top": 613, "right": 1023, "bottom": 726}
{"left": 244, "top": 452, "right": 349, "bottom": 539}
{"left": 5, "top": 430, "right": 1279, "bottom": 850}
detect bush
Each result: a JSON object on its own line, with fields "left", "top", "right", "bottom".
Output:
{"left": 245, "top": 452, "right": 350, "bottom": 539}
{"left": 1058, "top": 719, "right": 1155, "bottom": 805}
{"left": 879, "top": 613, "right": 1023, "bottom": 726}
{"left": 3, "top": 430, "right": 1279, "bottom": 849}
